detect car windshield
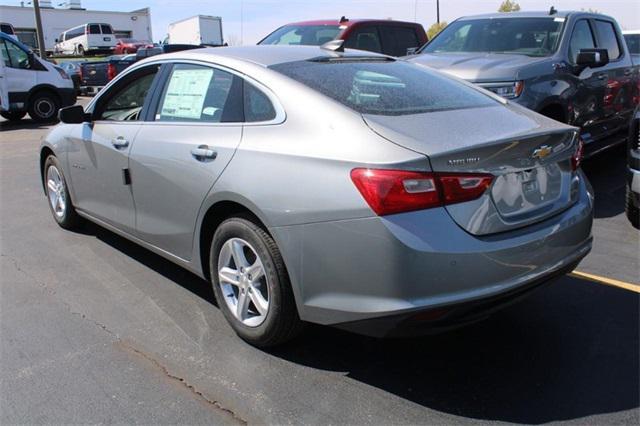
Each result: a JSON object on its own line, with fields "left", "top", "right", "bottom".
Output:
{"left": 270, "top": 59, "right": 496, "bottom": 116}
{"left": 624, "top": 34, "right": 640, "bottom": 54}
{"left": 423, "top": 17, "right": 564, "bottom": 57}
{"left": 260, "top": 25, "right": 342, "bottom": 46}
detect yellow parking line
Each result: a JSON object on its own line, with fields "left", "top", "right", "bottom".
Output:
{"left": 570, "top": 270, "right": 640, "bottom": 293}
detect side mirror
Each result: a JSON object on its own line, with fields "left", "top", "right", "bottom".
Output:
{"left": 59, "top": 105, "right": 90, "bottom": 124}
{"left": 576, "top": 48, "right": 609, "bottom": 70}
{"left": 55, "top": 38, "right": 59, "bottom": 42}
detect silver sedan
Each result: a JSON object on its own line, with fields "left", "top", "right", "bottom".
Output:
{"left": 40, "top": 45, "right": 593, "bottom": 347}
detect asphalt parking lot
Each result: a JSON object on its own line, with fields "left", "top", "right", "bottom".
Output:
{"left": 1, "top": 105, "right": 638, "bottom": 424}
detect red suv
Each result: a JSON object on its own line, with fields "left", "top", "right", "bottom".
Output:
{"left": 259, "top": 17, "right": 428, "bottom": 57}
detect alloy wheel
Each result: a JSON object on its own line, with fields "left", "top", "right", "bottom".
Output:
{"left": 217, "top": 238, "right": 270, "bottom": 327}
{"left": 46, "top": 165, "right": 66, "bottom": 218}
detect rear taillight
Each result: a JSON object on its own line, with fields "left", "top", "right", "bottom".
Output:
{"left": 350, "top": 168, "right": 493, "bottom": 216}
{"left": 107, "top": 63, "right": 116, "bottom": 81}
{"left": 571, "top": 137, "right": 584, "bottom": 171}
{"left": 78, "top": 65, "right": 83, "bottom": 81}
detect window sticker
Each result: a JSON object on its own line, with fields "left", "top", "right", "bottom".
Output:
{"left": 160, "top": 68, "right": 214, "bottom": 119}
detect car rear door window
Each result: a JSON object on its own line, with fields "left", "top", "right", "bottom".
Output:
{"left": 156, "top": 63, "right": 242, "bottom": 123}
{"left": 594, "top": 20, "right": 621, "bottom": 60}
{"left": 344, "top": 26, "right": 382, "bottom": 53}
{"left": 88, "top": 24, "right": 101, "bottom": 35}
{"left": 244, "top": 81, "right": 276, "bottom": 122}
{"left": 569, "top": 20, "right": 595, "bottom": 64}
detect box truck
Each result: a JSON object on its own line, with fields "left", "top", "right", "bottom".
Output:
{"left": 168, "top": 15, "right": 223, "bottom": 46}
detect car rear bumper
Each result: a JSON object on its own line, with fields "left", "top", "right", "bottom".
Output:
{"left": 270, "top": 171, "right": 594, "bottom": 331}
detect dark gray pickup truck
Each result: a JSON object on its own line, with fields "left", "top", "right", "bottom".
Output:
{"left": 407, "top": 10, "right": 639, "bottom": 157}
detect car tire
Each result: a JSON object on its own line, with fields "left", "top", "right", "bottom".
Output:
{"left": 210, "top": 216, "right": 303, "bottom": 348}
{"left": 44, "top": 155, "right": 82, "bottom": 230}
{"left": 0, "top": 111, "right": 27, "bottom": 121}
{"left": 28, "top": 91, "right": 59, "bottom": 123}
{"left": 626, "top": 183, "right": 639, "bottom": 229}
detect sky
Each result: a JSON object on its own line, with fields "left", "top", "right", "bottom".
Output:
{"left": 2, "top": 0, "right": 639, "bottom": 44}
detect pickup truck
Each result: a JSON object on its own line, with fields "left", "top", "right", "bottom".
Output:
{"left": 407, "top": 10, "right": 639, "bottom": 156}
{"left": 79, "top": 54, "right": 136, "bottom": 95}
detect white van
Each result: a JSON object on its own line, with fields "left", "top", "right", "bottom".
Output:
{"left": 0, "top": 33, "right": 76, "bottom": 122}
{"left": 0, "top": 23, "right": 19, "bottom": 41}
{"left": 54, "top": 23, "right": 117, "bottom": 56}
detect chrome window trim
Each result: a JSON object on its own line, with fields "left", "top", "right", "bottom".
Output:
{"left": 87, "top": 58, "right": 286, "bottom": 127}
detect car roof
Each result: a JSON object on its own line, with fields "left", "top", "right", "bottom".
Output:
{"left": 156, "top": 45, "right": 389, "bottom": 68}
{"left": 456, "top": 10, "right": 615, "bottom": 21}
{"left": 623, "top": 30, "right": 640, "bottom": 35}
{"left": 284, "top": 18, "right": 420, "bottom": 27}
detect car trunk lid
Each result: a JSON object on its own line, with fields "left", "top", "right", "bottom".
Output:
{"left": 363, "top": 104, "right": 581, "bottom": 235}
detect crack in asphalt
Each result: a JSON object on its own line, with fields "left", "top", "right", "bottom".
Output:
{"left": 117, "top": 342, "right": 247, "bottom": 425}
{"left": 2, "top": 252, "right": 247, "bottom": 425}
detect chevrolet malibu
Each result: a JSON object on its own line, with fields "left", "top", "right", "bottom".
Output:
{"left": 40, "top": 45, "right": 593, "bottom": 347}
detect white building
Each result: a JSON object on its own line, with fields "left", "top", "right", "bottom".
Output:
{"left": 0, "top": 0, "right": 152, "bottom": 52}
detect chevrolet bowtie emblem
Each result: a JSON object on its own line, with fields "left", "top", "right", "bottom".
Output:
{"left": 532, "top": 145, "right": 552, "bottom": 160}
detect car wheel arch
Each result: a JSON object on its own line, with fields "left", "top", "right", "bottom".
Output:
{"left": 197, "top": 199, "right": 272, "bottom": 282}
{"left": 28, "top": 85, "right": 62, "bottom": 108}
{"left": 39, "top": 146, "right": 56, "bottom": 194}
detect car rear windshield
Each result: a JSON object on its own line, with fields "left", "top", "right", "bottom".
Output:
{"left": 270, "top": 59, "right": 496, "bottom": 115}
{"left": 423, "top": 18, "right": 563, "bottom": 57}
{"left": 260, "top": 25, "right": 342, "bottom": 46}
{"left": 100, "top": 24, "right": 113, "bottom": 34}
{"left": 88, "top": 24, "right": 101, "bottom": 34}
{"left": 624, "top": 34, "right": 640, "bottom": 54}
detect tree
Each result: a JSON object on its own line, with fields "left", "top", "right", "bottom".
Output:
{"left": 498, "top": 0, "right": 521, "bottom": 12}
{"left": 427, "top": 21, "right": 448, "bottom": 40}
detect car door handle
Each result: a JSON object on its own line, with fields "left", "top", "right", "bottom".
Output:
{"left": 111, "top": 137, "right": 129, "bottom": 149}
{"left": 597, "top": 73, "right": 607, "bottom": 80}
{"left": 624, "top": 69, "right": 632, "bottom": 76}
{"left": 191, "top": 145, "right": 217, "bottom": 161}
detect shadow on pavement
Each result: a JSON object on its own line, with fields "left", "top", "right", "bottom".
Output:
{"left": 0, "top": 118, "right": 54, "bottom": 131}
{"left": 582, "top": 144, "right": 627, "bottom": 219}
{"left": 82, "top": 216, "right": 639, "bottom": 423}
{"left": 79, "top": 221, "right": 217, "bottom": 306}
{"left": 272, "top": 276, "right": 639, "bottom": 423}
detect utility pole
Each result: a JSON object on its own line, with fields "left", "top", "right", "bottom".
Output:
{"left": 32, "top": 0, "right": 46, "bottom": 57}
{"left": 436, "top": 0, "right": 440, "bottom": 24}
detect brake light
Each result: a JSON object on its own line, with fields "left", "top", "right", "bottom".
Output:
{"left": 350, "top": 169, "right": 494, "bottom": 216}
{"left": 571, "top": 137, "right": 584, "bottom": 171}
{"left": 107, "top": 63, "right": 116, "bottom": 81}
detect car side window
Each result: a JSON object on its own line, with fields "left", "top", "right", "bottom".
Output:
{"left": 3, "top": 39, "right": 31, "bottom": 69}
{"left": 244, "top": 81, "right": 276, "bottom": 122}
{"left": 594, "top": 20, "right": 621, "bottom": 60}
{"left": 0, "top": 40, "right": 9, "bottom": 67}
{"left": 378, "top": 26, "right": 420, "bottom": 56}
{"left": 96, "top": 66, "right": 159, "bottom": 121}
{"left": 344, "top": 26, "right": 382, "bottom": 53}
{"left": 569, "top": 20, "right": 595, "bottom": 64}
{"left": 156, "top": 63, "right": 241, "bottom": 123}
